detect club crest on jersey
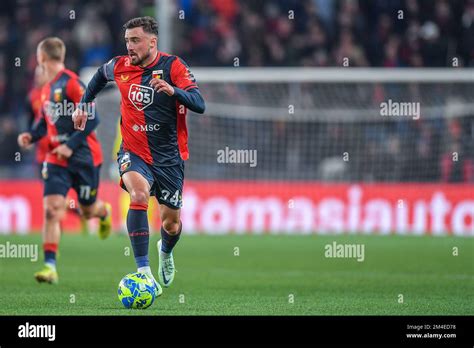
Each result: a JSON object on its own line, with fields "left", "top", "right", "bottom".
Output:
{"left": 41, "top": 162, "right": 48, "bottom": 180}
{"left": 128, "top": 84, "right": 154, "bottom": 111}
{"left": 53, "top": 88, "right": 62, "bottom": 102}
{"left": 119, "top": 152, "right": 131, "bottom": 172}
{"left": 152, "top": 70, "right": 163, "bottom": 79}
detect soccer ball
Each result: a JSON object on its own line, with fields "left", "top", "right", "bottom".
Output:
{"left": 117, "top": 272, "right": 157, "bottom": 309}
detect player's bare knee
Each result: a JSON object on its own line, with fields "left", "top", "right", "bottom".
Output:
{"left": 162, "top": 219, "right": 180, "bottom": 235}
{"left": 129, "top": 190, "right": 149, "bottom": 205}
{"left": 44, "top": 207, "right": 56, "bottom": 221}
{"left": 44, "top": 202, "right": 64, "bottom": 221}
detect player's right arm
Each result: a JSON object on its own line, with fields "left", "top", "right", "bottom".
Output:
{"left": 73, "top": 57, "right": 118, "bottom": 130}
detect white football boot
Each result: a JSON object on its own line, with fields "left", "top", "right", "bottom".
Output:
{"left": 138, "top": 266, "right": 163, "bottom": 297}
{"left": 157, "top": 239, "right": 176, "bottom": 287}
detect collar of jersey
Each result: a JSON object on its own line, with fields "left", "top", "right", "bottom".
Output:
{"left": 50, "top": 68, "right": 66, "bottom": 84}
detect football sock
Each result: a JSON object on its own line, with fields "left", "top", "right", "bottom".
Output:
{"left": 127, "top": 202, "right": 150, "bottom": 268}
{"left": 160, "top": 221, "right": 182, "bottom": 254}
{"left": 43, "top": 243, "right": 57, "bottom": 269}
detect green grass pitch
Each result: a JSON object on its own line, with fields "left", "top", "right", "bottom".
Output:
{"left": 0, "top": 233, "right": 472, "bottom": 315}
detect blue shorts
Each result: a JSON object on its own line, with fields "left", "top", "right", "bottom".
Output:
{"left": 42, "top": 162, "right": 101, "bottom": 206}
{"left": 117, "top": 150, "right": 184, "bottom": 210}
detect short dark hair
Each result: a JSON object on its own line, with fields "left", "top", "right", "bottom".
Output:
{"left": 123, "top": 16, "right": 158, "bottom": 36}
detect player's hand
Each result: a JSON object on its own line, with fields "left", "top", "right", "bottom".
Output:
{"left": 149, "top": 78, "right": 175, "bottom": 96}
{"left": 72, "top": 108, "right": 88, "bottom": 131}
{"left": 17, "top": 132, "right": 33, "bottom": 149}
{"left": 52, "top": 144, "right": 73, "bottom": 161}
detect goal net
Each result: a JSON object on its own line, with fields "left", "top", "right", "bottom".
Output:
{"left": 79, "top": 68, "right": 474, "bottom": 235}
{"left": 85, "top": 67, "right": 474, "bottom": 183}
{"left": 186, "top": 68, "right": 474, "bottom": 182}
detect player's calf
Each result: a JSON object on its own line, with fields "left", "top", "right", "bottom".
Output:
{"left": 80, "top": 200, "right": 105, "bottom": 219}
{"left": 160, "top": 206, "right": 182, "bottom": 251}
{"left": 80, "top": 200, "right": 112, "bottom": 239}
{"left": 125, "top": 199, "right": 162, "bottom": 293}
{"left": 36, "top": 195, "right": 66, "bottom": 284}
{"left": 67, "top": 204, "right": 89, "bottom": 235}
{"left": 157, "top": 207, "right": 182, "bottom": 287}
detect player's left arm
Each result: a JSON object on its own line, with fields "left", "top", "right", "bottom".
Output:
{"left": 149, "top": 57, "right": 205, "bottom": 114}
{"left": 64, "top": 78, "right": 100, "bottom": 152}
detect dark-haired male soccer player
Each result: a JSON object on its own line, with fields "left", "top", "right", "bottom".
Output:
{"left": 73, "top": 17, "right": 205, "bottom": 295}
{"left": 18, "top": 37, "right": 112, "bottom": 284}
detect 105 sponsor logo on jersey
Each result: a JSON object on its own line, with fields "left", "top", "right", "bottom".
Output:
{"left": 128, "top": 84, "right": 154, "bottom": 110}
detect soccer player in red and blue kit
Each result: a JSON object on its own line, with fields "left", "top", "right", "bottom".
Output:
{"left": 28, "top": 65, "right": 90, "bottom": 236}
{"left": 73, "top": 17, "right": 205, "bottom": 295}
{"left": 18, "top": 37, "right": 112, "bottom": 284}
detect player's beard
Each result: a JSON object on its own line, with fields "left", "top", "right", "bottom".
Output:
{"left": 130, "top": 49, "right": 151, "bottom": 66}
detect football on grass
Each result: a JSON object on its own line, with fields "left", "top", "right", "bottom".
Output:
{"left": 118, "top": 272, "right": 157, "bottom": 309}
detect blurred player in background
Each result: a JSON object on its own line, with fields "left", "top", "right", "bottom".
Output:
{"left": 17, "top": 37, "right": 112, "bottom": 284}
{"left": 73, "top": 17, "right": 205, "bottom": 294}
{"left": 28, "top": 65, "right": 90, "bottom": 235}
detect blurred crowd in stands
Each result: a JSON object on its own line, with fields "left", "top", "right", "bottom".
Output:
{"left": 177, "top": 0, "right": 474, "bottom": 67}
{"left": 0, "top": 0, "right": 473, "bottom": 181}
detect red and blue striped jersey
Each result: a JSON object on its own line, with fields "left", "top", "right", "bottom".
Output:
{"left": 81, "top": 52, "right": 205, "bottom": 166}
{"left": 30, "top": 69, "right": 103, "bottom": 167}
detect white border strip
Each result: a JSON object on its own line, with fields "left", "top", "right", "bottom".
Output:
{"left": 81, "top": 67, "right": 474, "bottom": 84}
{"left": 192, "top": 68, "right": 474, "bottom": 83}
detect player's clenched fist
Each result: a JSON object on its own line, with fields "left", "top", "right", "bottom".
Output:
{"left": 149, "top": 78, "right": 175, "bottom": 96}
{"left": 72, "top": 108, "right": 88, "bottom": 131}
{"left": 17, "top": 132, "right": 33, "bottom": 149}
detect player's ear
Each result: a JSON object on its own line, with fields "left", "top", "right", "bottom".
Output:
{"left": 151, "top": 36, "right": 157, "bottom": 49}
